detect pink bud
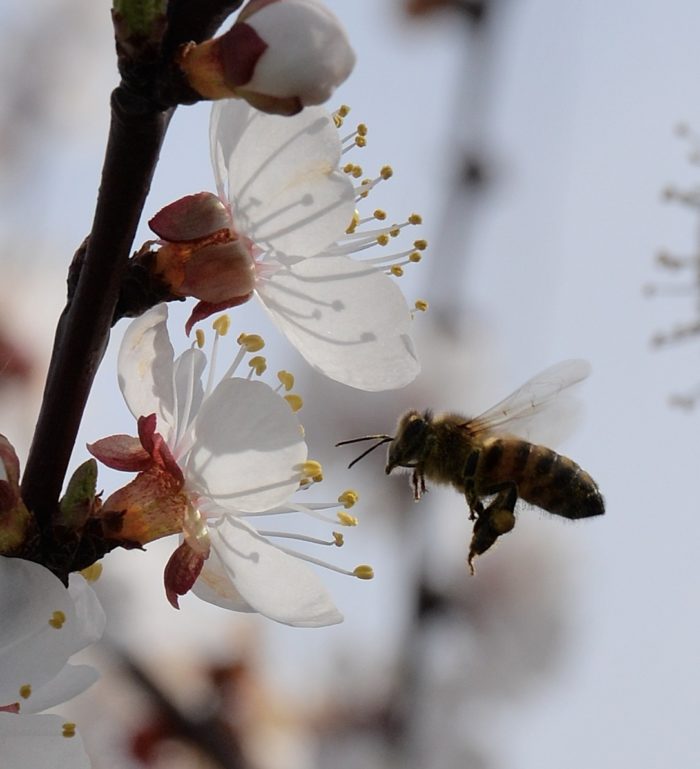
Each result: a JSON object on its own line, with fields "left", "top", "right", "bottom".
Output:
{"left": 164, "top": 541, "right": 208, "bottom": 609}
{"left": 180, "top": 241, "right": 257, "bottom": 303}
{"left": 180, "top": 0, "right": 355, "bottom": 115}
{"left": 149, "top": 192, "right": 231, "bottom": 242}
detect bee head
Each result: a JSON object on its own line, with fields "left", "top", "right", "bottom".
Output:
{"left": 386, "top": 410, "right": 432, "bottom": 474}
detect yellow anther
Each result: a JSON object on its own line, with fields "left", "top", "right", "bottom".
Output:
{"left": 285, "top": 394, "right": 304, "bottom": 412}
{"left": 353, "top": 564, "right": 375, "bottom": 580}
{"left": 390, "top": 265, "right": 404, "bottom": 277}
{"left": 277, "top": 370, "right": 295, "bottom": 391}
{"left": 413, "top": 239, "right": 428, "bottom": 251}
{"left": 338, "top": 489, "right": 359, "bottom": 508}
{"left": 357, "top": 123, "right": 368, "bottom": 136}
{"left": 212, "top": 314, "right": 230, "bottom": 336}
{"left": 377, "top": 234, "right": 390, "bottom": 247}
{"left": 373, "top": 209, "right": 387, "bottom": 220}
{"left": 337, "top": 511, "right": 359, "bottom": 527}
{"left": 248, "top": 355, "right": 267, "bottom": 375}
{"left": 333, "top": 113, "right": 344, "bottom": 128}
{"left": 355, "top": 135, "right": 367, "bottom": 148}
{"left": 346, "top": 210, "right": 360, "bottom": 234}
{"left": 389, "top": 226, "right": 401, "bottom": 237}
{"left": 380, "top": 165, "right": 393, "bottom": 180}
{"left": 49, "top": 610, "right": 66, "bottom": 629}
{"left": 338, "top": 104, "right": 350, "bottom": 117}
{"left": 313, "top": 472, "right": 324, "bottom": 483}
{"left": 195, "top": 329, "right": 205, "bottom": 349}
{"left": 237, "top": 333, "right": 265, "bottom": 352}
{"left": 299, "top": 477, "right": 311, "bottom": 488}
{"left": 62, "top": 722, "right": 77, "bottom": 738}
{"left": 351, "top": 165, "right": 363, "bottom": 179}
{"left": 408, "top": 213, "right": 423, "bottom": 225}
{"left": 302, "top": 460, "right": 323, "bottom": 478}
{"left": 414, "top": 299, "right": 429, "bottom": 312}
{"left": 343, "top": 162, "right": 355, "bottom": 174}
{"left": 19, "top": 684, "right": 31, "bottom": 699}
{"left": 80, "top": 562, "right": 103, "bottom": 583}
{"left": 409, "top": 251, "right": 422, "bottom": 263}
{"left": 332, "top": 531, "right": 344, "bottom": 547}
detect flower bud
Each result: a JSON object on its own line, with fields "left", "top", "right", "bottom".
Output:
{"left": 180, "top": 241, "right": 257, "bottom": 303}
{"left": 0, "top": 435, "right": 34, "bottom": 554}
{"left": 180, "top": 0, "right": 355, "bottom": 115}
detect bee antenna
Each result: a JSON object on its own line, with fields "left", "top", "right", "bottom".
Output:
{"left": 346, "top": 437, "right": 394, "bottom": 469}
{"left": 335, "top": 434, "right": 393, "bottom": 447}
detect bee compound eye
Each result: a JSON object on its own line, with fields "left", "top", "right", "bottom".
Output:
{"left": 402, "top": 417, "right": 427, "bottom": 444}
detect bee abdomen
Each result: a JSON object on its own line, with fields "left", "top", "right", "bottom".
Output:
{"left": 480, "top": 440, "right": 604, "bottom": 520}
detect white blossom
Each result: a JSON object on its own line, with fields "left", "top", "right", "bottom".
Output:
{"left": 0, "top": 557, "right": 105, "bottom": 769}
{"left": 114, "top": 305, "right": 371, "bottom": 627}
{"left": 208, "top": 98, "right": 423, "bottom": 391}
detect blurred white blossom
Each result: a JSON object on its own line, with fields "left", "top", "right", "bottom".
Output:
{"left": 0, "top": 557, "right": 105, "bottom": 769}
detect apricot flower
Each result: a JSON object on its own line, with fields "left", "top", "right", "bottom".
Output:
{"left": 91, "top": 306, "right": 371, "bottom": 626}
{"left": 151, "top": 99, "right": 423, "bottom": 391}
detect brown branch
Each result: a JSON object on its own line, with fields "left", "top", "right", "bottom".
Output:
{"left": 163, "top": 0, "right": 245, "bottom": 54}
{"left": 21, "top": 3, "right": 247, "bottom": 559}
{"left": 21, "top": 89, "right": 173, "bottom": 538}
{"left": 118, "top": 648, "right": 248, "bottom": 769}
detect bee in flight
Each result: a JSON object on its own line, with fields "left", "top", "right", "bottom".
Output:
{"left": 337, "top": 360, "right": 604, "bottom": 573}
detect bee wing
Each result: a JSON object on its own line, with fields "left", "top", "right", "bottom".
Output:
{"left": 464, "top": 359, "right": 591, "bottom": 444}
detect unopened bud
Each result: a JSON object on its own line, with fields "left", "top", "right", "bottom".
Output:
{"left": 179, "top": 0, "right": 355, "bottom": 115}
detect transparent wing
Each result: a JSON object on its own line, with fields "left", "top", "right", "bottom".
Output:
{"left": 463, "top": 359, "right": 591, "bottom": 445}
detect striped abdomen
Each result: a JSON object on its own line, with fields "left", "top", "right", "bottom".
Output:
{"left": 475, "top": 438, "right": 604, "bottom": 519}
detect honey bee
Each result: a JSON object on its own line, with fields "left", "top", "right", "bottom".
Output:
{"left": 337, "top": 360, "right": 604, "bottom": 572}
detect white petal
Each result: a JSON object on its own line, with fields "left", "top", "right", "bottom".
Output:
{"left": 191, "top": 546, "right": 255, "bottom": 612}
{"left": 117, "top": 305, "right": 176, "bottom": 437}
{"left": 67, "top": 575, "right": 106, "bottom": 651}
{"left": 245, "top": 0, "right": 355, "bottom": 105}
{"left": 0, "top": 558, "right": 79, "bottom": 704}
{"left": 210, "top": 95, "right": 249, "bottom": 202}
{"left": 20, "top": 664, "right": 99, "bottom": 714}
{"left": 210, "top": 100, "right": 355, "bottom": 256}
{"left": 209, "top": 517, "right": 343, "bottom": 627}
{"left": 257, "top": 255, "right": 421, "bottom": 390}
{"left": 186, "top": 378, "right": 307, "bottom": 512}
{"left": 172, "top": 347, "right": 206, "bottom": 443}
{"left": 0, "top": 713, "right": 90, "bottom": 769}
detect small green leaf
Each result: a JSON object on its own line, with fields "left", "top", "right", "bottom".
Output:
{"left": 58, "top": 459, "right": 98, "bottom": 529}
{"left": 113, "top": 0, "right": 168, "bottom": 38}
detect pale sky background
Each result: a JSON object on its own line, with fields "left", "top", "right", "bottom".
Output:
{"left": 4, "top": 1, "right": 700, "bottom": 768}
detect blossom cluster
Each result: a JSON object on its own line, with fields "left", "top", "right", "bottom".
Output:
{"left": 1, "top": 1, "right": 425, "bottom": 764}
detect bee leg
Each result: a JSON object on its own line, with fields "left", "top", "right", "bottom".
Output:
{"left": 465, "top": 492, "right": 483, "bottom": 521}
{"left": 468, "top": 483, "right": 518, "bottom": 574}
{"left": 463, "top": 450, "right": 483, "bottom": 520}
{"left": 411, "top": 470, "right": 427, "bottom": 501}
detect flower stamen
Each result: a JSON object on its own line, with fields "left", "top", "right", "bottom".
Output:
{"left": 257, "top": 530, "right": 343, "bottom": 547}
{"left": 80, "top": 562, "right": 103, "bottom": 582}
{"left": 248, "top": 355, "right": 267, "bottom": 377}
{"left": 338, "top": 489, "right": 359, "bottom": 508}
{"left": 285, "top": 394, "right": 303, "bottom": 412}
{"left": 272, "top": 544, "right": 372, "bottom": 579}
{"left": 48, "top": 611, "right": 66, "bottom": 629}
{"left": 276, "top": 370, "right": 295, "bottom": 391}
